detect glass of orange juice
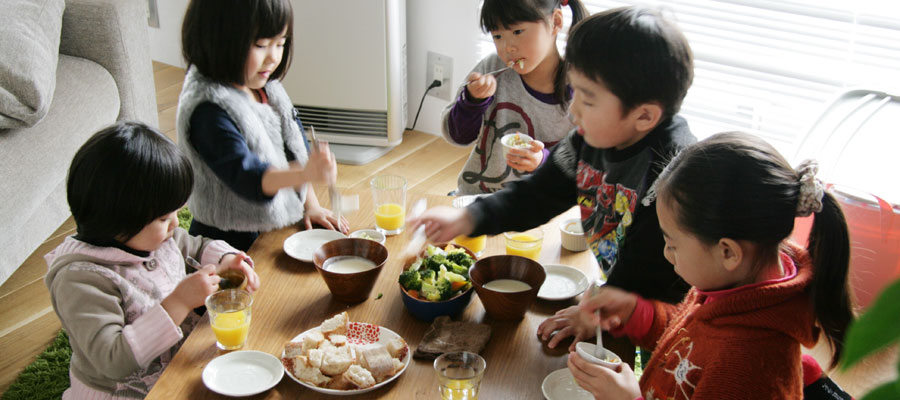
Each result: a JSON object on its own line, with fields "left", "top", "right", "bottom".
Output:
{"left": 434, "top": 351, "right": 486, "bottom": 400}
{"left": 371, "top": 175, "right": 407, "bottom": 235}
{"left": 451, "top": 195, "right": 487, "bottom": 255}
{"left": 504, "top": 228, "right": 543, "bottom": 261}
{"left": 205, "top": 289, "right": 252, "bottom": 350}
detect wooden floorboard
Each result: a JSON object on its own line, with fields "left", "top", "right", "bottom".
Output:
{"left": 0, "top": 312, "right": 61, "bottom": 393}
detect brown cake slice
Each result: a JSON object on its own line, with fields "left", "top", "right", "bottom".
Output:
{"left": 413, "top": 316, "right": 491, "bottom": 360}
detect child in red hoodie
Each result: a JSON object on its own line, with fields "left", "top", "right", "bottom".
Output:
{"left": 568, "top": 132, "right": 854, "bottom": 399}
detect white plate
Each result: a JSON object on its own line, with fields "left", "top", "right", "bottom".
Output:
{"left": 283, "top": 229, "right": 347, "bottom": 263}
{"left": 202, "top": 350, "right": 283, "bottom": 397}
{"left": 282, "top": 322, "right": 410, "bottom": 395}
{"left": 541, "top": 368, "right": 594, "bottom": 400}
{"left": 538, "top": 264, "right": 590, "bottom": 301}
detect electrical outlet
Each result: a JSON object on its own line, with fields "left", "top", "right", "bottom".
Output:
{"left": 426, "top": 51, "right": 453, "bottom": 101}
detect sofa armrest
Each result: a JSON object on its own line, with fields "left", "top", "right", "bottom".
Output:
{"left": 59, "top": 0, "right": 158, "bottom": 127}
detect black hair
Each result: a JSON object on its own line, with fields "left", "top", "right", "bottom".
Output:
{"left": 182, "top": 0, "right": 294, "bottom": 85}
{"left": 566, "top": 6, "right": 693, "bottom": 119}
{"left": 656, "top": 132, "right": 852, "bottom": 368}
{"left": 480, "top": 0, "right": 588, "bottom": 108}
{"left": 67, "top": 121, "right": 194, "bottom": 244}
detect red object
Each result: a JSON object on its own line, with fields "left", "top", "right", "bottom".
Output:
{"left": 561, "top": 0, "right": 569, "bottom": 6}
{"left": 801, "top": 354, "right": 823, "bottom": 387}
{"left": 790, "top": 186, "right": 900, "bottom": 308}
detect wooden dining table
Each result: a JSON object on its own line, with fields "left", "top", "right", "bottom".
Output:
{"left": 147, "top": 187, "right": 601, "bottom": 399}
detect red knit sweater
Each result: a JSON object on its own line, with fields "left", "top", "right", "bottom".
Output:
{"left": 633, "top": 244, "right": 819, "bottom": 399}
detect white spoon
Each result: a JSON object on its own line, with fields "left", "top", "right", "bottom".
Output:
{"left": 592, "top": 282, "right": 606, "bottom": 360}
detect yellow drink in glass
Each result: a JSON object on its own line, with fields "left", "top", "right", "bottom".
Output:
{"left": 505, "top": 232, "right": 543, "bottom": 261}
{"left": 205, "top": 289, "right": 252, "bottom": 350}
{"left": 452, "top": 234, "right": 486, "bottom": 256}
{"left": 211, "top": 310, "right": 250, "bottom": 349}
{"left": 375, "top": 203, "right": 405, "bottom": 231}
{"left": 440, "top": 378, "right": 478, "bottom": 400}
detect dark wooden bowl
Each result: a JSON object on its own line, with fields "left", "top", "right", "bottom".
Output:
{"left": 313, "top": 238, "right": 388, "bottom": 303}
{"left": 469, "top": 255, "right": 546, "bottom": 320}
{"left": 399, "top": 243, "right": 477, "bottom": 321}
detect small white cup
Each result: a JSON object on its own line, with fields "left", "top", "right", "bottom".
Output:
{"left": 559, "top": 218, "right": 588, "bottom": 252}
{"left": 500, "top": 133, "right": 534, "bottom": 160}
{"left": 575, "top": 341, "right": 622, "bottom": 370}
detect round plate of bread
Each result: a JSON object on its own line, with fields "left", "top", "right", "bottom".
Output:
{"left": 281, "top": 312, "right": 410, "bottom": 395}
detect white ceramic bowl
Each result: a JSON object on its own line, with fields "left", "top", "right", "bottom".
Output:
{"left": 500, "top": 133, "right": 533, "bottom": 159}
{"left": 349, "top": 229, "right": 386, "bottom": 245}
{"left": 559, "top": 218, "right": 588, "bottom": 252}
{"left": 575, "top": 341, "right": 622, "bottom": 369}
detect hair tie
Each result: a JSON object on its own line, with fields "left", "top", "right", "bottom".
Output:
{"left": 561, "top": 0, "right": 569, "bottom": 6}
{"left": 795, "top": 159, "right": 825, "bottom": 217}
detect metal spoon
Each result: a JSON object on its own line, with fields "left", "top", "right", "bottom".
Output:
{"left": 185, "top": 257, "right": 231, "bottom": 289}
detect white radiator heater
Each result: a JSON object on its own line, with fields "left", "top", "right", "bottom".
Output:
{"left": 283, "top": 0, "right": 407, "bottom": 164}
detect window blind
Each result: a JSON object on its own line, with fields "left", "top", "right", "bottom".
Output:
{"left": 477, "top": 0, "right": 900, "bottom": 155}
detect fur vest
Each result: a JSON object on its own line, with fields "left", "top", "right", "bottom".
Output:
{"left": 176, "top": 66, "right": 307, "bottom": 232}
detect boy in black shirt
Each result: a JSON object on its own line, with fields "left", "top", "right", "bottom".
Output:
{"left": 411, "top": 6, "right": 696, "bottom": 362}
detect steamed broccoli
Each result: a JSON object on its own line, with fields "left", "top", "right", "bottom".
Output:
{"left": 420, "top": 269, "right": 436, "bottom": 284}
{"left": 434, "top": 278, "right": 453, "bottom": 300}
{"left": 420, "top": 281, "right": 443, "bottom": 301}
{"left": 440, "top": 269, "right": 467, "bottom": 284}
{"left": 423, "top": 254, "right": 449, "bottom": 272}
{"left": 446, "top": 251, "right": 474, "bottom": 268}
{"left": 399, "top": 270, "right": 422, "bottom": 291}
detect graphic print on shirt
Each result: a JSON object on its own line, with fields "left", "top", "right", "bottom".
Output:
{"left": 576, "top": 161, "right": 638, "bottom": 274}
{"left": 460, "top": 102, "right": 558, "bottom": 193}
{"left": 655, "top": 339, "right": 702, "bottom": 400}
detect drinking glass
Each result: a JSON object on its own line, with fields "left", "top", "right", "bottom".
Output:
{"left": 504, "top": 228, "right": 543, "bottom": 261}
{"left": 451, "top": 195, "right": 487, "bottom": 256}
{"left": 205, "top": 289, "right": 252, "bottom": 350}
{"left": 434, "top": 351, "right": 486, "bottom": 400}
{"left": 370, "top": 175, "right": 407, "bottom": 235}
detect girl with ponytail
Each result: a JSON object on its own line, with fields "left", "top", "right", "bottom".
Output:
{"left": 568, "top": 131, "right": 853, "bottom": 399}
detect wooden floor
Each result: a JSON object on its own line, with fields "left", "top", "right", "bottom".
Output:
{"left": 0, "top": 62, "right": 468, "bottom": 394}
{"left": 1, "top": 63, "right": 895, "bottom": 398}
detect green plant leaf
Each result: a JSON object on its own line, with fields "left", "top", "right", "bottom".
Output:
{"left": 860, "top": 380, "right": 900, "bottom": 400}
{"left": 841, "top": 278, "right": 900, "bottom": 370}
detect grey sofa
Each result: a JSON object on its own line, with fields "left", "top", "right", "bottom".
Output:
{"left": 0, "top": 0, "right": 158, "bottom": 286}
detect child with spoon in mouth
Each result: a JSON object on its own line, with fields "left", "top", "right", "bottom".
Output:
{"left": 441, "top": 0, "right": 588, "bottom": 195}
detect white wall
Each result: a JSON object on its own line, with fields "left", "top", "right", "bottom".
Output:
{"left": 148, "top": 0, "right": 188, "bottom": 68}
{"left": 147, "top": 0, "right": 484, "bottom": 136}
{"left": 404, "top": 0, "right": 482, "bottom": 136}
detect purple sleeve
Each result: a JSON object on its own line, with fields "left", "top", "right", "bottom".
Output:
{"left": 447, "top": 89, "right": 493, "bottom": 144}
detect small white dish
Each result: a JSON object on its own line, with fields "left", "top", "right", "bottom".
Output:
{"left": 283, "top": 229, "right": 347, "bottom": 263}
{"left": 541, "top": 368, "right": 594, "bottom": 400}
{"left": 282, "top": 322, "right": 410, "bottom": 395}
{"left": 202, "top": 350, "right": 283, "bottom": 397}
{"left": 348, "top": 229, "right": 386, "bottom": 245}
{"left": 500, "top": 132, "right": 534, "bottom": 159}
{"left": 559, "top": 218, "right": 588, "bottom": 252}
{"left": 575, "top": 341, "right": 623, "bottom": 369}
{"left": 538, "top": 264, "right": 590, "bottom": 301}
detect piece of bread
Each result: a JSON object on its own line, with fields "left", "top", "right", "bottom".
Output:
{"left": 329, "top": 334, "right": 348, "bottom": 347}
{"left": 302, "top": 329, "right": 325, "bottom": 353}
{"left": 320, "top": 345, "right": 353, "bottom": 376}
{"left": 320, "top": 312, "right": 349, "bottom": 336}
{"left": 284, "top": 341, "right": 305, "bottom": 358}
{"left": 343, "top": 364, "right": 376, "bottom": 389}
{"left": 325, "top": 373, "right": 356, "bottom": 390}
{"left": 291, "top": 356, "right": 331, "bottom": 386}
{"left": 358, "top": 344, "right": 395, "bottom": 382}
{"left": 385, "top": 337, "right": 407, "bottom": 360}
{"left": 391, "top": 358, "right": 405, "bottom": 375}
{"left": 307, "top": 348, "right": 325, "bottom": 369}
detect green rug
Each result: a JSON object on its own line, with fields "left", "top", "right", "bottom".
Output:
{"left": 2, "top": 208, "right": 194, "bottom": 399}
{"left": 2, "top": 330, "right": 71, "bottom": 400}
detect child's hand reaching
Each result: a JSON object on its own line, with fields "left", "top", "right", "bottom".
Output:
{"left": 303, "top": 203, "right": 350, "bottom": 234}
{"left": 537, "top": 305, "right": 596, "bottom": 351}
{"left": 407, "top": 206, "right": 475, "bottom": 244}
{"left": 162, "top": 264, "right": 219, "bottom": 325}
{"left": 506, "top": 139, "right": 545, "bottom": 172}
{"left": 465, "top": 72, "right": 498, "bottom": 101}
{"left": 218, "top": 252, "right": 260, "bottom": 292}
{"left": 567, "top": 351, "right": 641, "bottom": 400}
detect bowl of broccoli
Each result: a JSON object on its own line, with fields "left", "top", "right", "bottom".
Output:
{"left": 398, "top": 243, "right": 477, "bottom": 321}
